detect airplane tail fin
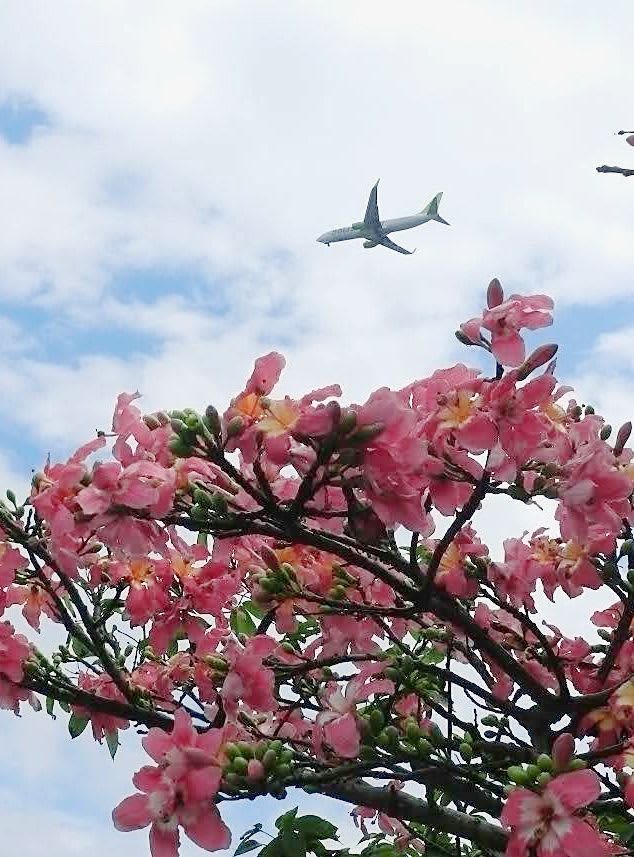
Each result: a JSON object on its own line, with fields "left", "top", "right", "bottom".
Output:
{"left": 422, "top": 192, "right": 449, "bottom": 225}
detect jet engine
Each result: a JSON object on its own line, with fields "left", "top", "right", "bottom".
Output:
{"left": 363, "top": 240, "right": 378, "bottom": 248}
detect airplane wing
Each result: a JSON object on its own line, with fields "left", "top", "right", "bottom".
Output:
{"left": 377, "top": 235, "right": 415, "bottom": 255}
{"left": 363, "top": 180, "right": 381, "bottom": 229}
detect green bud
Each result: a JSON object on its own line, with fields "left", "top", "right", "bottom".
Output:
{"left": 170, "top": 417, "right": 188, "bottom": 435}
{"left": 459, "top": 743, "right": 473, "bottom": 761}
{"left": 189, "top": 504, "right": 208, "bottom": 522}
{"left": 231, "top": 757, "right": 249, "bottom": 775}
{"left": 536, "top": 754, "right": 554, "bottom": 772}
{"left": 400, "top": 655, "right": 414, "bottom": 674}
{"left": 567, "top": 758, "right": 587, "bottom": 771}
{"left": 223, "top": 742, "right": 240, "bottom": 761}
{"left": 384, "top": 725, "right": 399, "bottom": 744}
{"left": 400, "top": 741, "right": 418, "bottom": 756}
{"left": 279, "top": 749, "right": 294, "bottom": 765}
{"left": 275, "top": 763, "right": 291, "bottom": 779}
{"left": 223, "top": 772, "right": 243, "bottom": 787}
{"left": 370, "top": 709, "right": 385, "bottom": 734}
{"left": 254, "top": 742, "right": 268, "bottom": 760}
{"left": 481, "top": 714, "right": 498, "bottom": 727}
{"left": 204, "top": 405, "right": 221, "bottom": 436}
{"left": 536, "top": 771, "right": 552, "bottom": 787}
{"left": 226, "top": 416, "right": 244, "bottom": 438}
{"left": 526, "top": 764, "right": 540, "bottom": 780}
{"left": 384, "top": 666, "right": 400, "bottom": 682}
{"left": 236, "top": 742, "right": 254, "bottom": 759}
{"left": 269, "top": 740, "right": 283, "bottom": 755}
{"left": 406, "top": 721, "right": 421, "bottom": 742}
{"left": 262, "top": 749, "right": 278, "bottom": 771}
{"left": 5, "top": 489, "right": 15, "bottom": 504}
{"left": 338, "top": 409, "right": 357, "bottom": 435}
{"left": 418, "top": 738, "right": 433, "bottom": 756}
{"left": 169, "top": 436, "right": 192, "bottom": 458}
{"left": 507, "top": 766, "right": 530, "bottom": 786}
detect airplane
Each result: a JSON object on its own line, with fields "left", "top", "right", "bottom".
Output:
{"left": 316, "top": 180, "right": 449, "bottom": 254}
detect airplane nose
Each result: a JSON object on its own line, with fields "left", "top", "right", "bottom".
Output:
{"left": 317, "top": 234, "right": 327, "bottom": 243}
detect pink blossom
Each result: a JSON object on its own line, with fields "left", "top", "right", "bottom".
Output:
{"left": 462, "top": 293, "right": 553, "bottom": 367}
{"left": 501, "top": 770, "right": 609, "bottom": 856}
{"left": 0, "top": 620, "right": 31, "bottom": 713}
{"left": 113, "top": 710, "right": 229, "bottom": 857}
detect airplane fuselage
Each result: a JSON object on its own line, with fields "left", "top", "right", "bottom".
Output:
{"left": 317, "top": 213, "right": 432, "bottom": 245}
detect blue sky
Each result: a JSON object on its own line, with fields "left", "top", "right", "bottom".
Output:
{"left": 2, "top": 1, "right": 634, "bottom": 854}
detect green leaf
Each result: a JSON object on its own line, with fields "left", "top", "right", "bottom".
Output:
{"left": 70, "top": 634, "right": 92, "bottom": 659}
{"left": 234, "top": 839, "right": 262, "bottom": 855}
{"left": 105, "top": 730, "right": 119, "bottom": 759}
{"left": 45, "top": 696, "right": 55, "bottom": 717}
{"left": 68, "top": 713, "right": 89, "bottom": 738}
{"left": 419, "top": 646, "right": 444, "bottom": 665}
{"left": 275, "top": 807, "right": 298, "bottom": 832}
{"left": 58, "top": 700, "right": 70, "bottom": 713}
{"left": 196, "top": 531, "right": 208, "bottom": 548}
{"left": 294, "top": 816, "right": 338, "bottom": 841}
{"left": 230, "top": 607, "right": 257, "bottom": 637}
{"left": 241, "top": 599, "right": 265, "bottom": 619}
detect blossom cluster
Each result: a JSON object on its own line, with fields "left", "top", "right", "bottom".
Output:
{"left": 2, "top": 281, "right": 634, "bottom": 857}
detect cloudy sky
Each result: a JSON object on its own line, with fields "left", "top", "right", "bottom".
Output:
{"left": 1, "top": 1, "right": 634, "bottom": 854}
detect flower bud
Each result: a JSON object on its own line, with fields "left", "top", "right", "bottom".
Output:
{"left": 526, "top": 764, "right": 540, "bottom": 780}
{"left": 247, "top": 759, "right": 265, "bottom": 781}
{"left": 507, "top": 766, "right": 530, "bottom": 786}
{"left": 226, "top": 416, "right": 244, "bottom": 438}
{"left": 459, "top": 742, "right": 473, "bottom": 761}
{"left": 487, "top": 278, "right": 504, "bottom": 308}
{"left": 600, "top": 424, "right": 612, "bottom": 441}
{"left": 262, "top": 749, "right": 278, "bottom": 771}
{"left": 204, "top": 405, "right": 221, "bottom": 437}
{"left": 536, "top": 754, "right": 554, "bottom": 773}
{"left": 516, "top": 344, "right": 558, "bottom": 381}
{"left": 536, "top": 772, "right": 552, "bottom": 787}
{"left": 370, "top": 709, "right": 386, "bottom": 734}
{"left": 552, "top": 732, "right": 575, "bottom": 770}
{"left": 143, "top": 414, "right": 162, "bottom": 430}
{"left": 455, "top": 329, "right": 480, "bottom": 347}
{"left": 614, "top": 421, "right": 632, "bottom": 457}
{"left": 349, "top": 422, "right": 385, "bottom": 445}
{"left": 627, "top": 134, "right": 634, "bottom": 146}
{"left": 259, "top": 545, "right": 280, "bottom": 571}
{"left": 231, "top": 756, "right": 249, "bottom": 776}
{"left": 169, "top": 437, "right": 192, "bottom": 458}
{"left": 338, "top": 409, "right": 357, "bottom": 435}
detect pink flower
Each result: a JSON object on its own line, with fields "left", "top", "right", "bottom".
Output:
{"left": 113, "top": 710, "right": 230, "bottom": 857}
{"left": 501, "top": 770, "right": 610, "bottom": 856}
{"left": 0, "top": 620, "right": 31, "bottom": 713}
{"left": 220, "top": 635, "right": 278, "bottom": 716}
{"left": 462, "top": 293, "right": 553, "bottom": 367}
{"left": 314, "top": 669, "right": 393, "bottom": 759}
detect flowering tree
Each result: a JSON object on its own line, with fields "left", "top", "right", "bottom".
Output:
{"left": 5, "top": 281, "right": 634, "bottom": 857}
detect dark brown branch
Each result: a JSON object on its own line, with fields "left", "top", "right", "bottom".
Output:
{"left": 597, "top": 165, "right": 634, "bottom": 177}
{"left": 322, "top": 779, "right": 507, "bottom": 855}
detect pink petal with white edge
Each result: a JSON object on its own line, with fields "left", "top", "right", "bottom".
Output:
{"left": 184, "top": 808, "right": 231, "bottom": 852}
{"left": 112, "top": 793, "right": 151, "bottom": 831}
{"left": 546, "top": 770, "right": 601, "bottom": 813}
{"left": 500, "top": 787, "right": 541, "bottom": 828}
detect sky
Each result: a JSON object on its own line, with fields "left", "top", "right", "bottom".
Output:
{"left": 1, "top": 0, "right": 634, "bottom": 853}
